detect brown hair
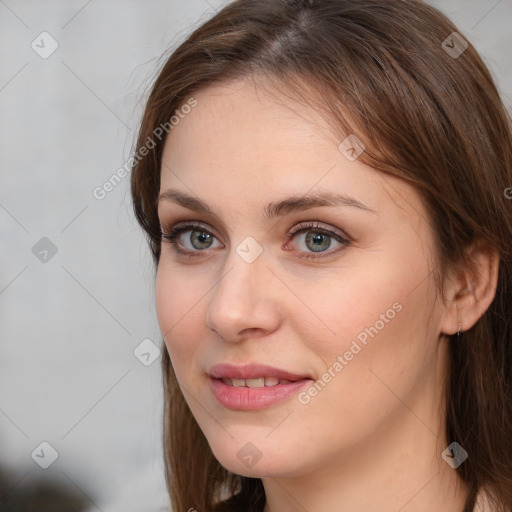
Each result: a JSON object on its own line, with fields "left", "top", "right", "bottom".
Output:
{"left": 130, "top": 1, "right": 512, "bottom": 510}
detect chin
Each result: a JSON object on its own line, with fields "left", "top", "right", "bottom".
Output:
{"left": 209, "top": 439, "right": 304, "bottom": 479}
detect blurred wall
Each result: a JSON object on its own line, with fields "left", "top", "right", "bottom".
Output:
{"left": 0, "top": 1, "right": 510, "bottom": 511}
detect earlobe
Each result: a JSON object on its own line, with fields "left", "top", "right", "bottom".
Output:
{"left": 440, "top": 243, "right": 500, "bottom": 336}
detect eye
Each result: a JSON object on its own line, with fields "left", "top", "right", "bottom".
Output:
{"left": 160, "top": 220, "right": 350, "bottom": 260}
{"left": 160, "top": 221, "right": 222, "bottom": 256}
{"left": 284, "top": 221, "right": 350, "bottom": 260}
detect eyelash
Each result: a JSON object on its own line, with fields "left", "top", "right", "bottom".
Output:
{"left": 160, "top": 221, "right": 350, "bottom": 261}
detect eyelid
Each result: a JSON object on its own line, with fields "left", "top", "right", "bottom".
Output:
{"left": 283, "top": 221, "right": 350, "bottom": 259}
{"left": 160, "top": 220, "right": 222, "bottom": 255}
{"left": 160, "top": 219, "right": 351, "bottom": 259}
{"left": 286, "top": 221, "right": 348, "bottom": 241}
{"left": 160, "top": 220, "right": 348, "bottom": 241}
{"left": 162, "top": 220, "right": 212, "bottom": 234}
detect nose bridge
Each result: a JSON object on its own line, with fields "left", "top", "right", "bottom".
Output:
{"left": 217, "top": 234, "right": 267, "bottom": 297}
{"left": 205, "top": 239, "right": 279, "bottom": 338}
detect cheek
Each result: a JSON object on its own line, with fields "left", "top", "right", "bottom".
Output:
{"left": 155, "top": 260, "right": 209, "bottom": 330}
{"left": 155, "top": 271, "right": 178, "bottom": 336}
{"left": 300, "top": 246, "right": 437, "bottom": 401}
{"left": 301, "top": 257, "right": 416, "bottom": 355}
{"left": 155, "top": 265, "right": 207, "bottom": 372}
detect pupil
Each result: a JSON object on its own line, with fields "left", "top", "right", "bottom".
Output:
{"left": 306, "top": 232, "right": 331, "bottom": 252}
{"left": 192, "top": 231, "right": 212, "bottom": 249}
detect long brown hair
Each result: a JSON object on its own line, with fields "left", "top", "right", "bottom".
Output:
{"left": 130, "top": 1, "right": 512, "bottom": 510}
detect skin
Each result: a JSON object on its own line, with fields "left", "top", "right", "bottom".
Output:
{"left": 155, "top": 77, "right": 499, "bottom": 512}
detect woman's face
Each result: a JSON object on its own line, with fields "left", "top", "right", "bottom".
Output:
{"left": 156, "top": 78, "right": 450, "bottom": 480}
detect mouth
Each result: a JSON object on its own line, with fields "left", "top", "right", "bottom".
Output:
{"left": 207, "top": 363, "right": 314, "bottom": 410}
{"left": 216, "top": 376, "right": 296, "bottom": 388}
{"left": 208, "top": 362, "right": 312, "bottom": 382}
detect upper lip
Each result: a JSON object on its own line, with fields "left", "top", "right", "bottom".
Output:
{"left": 208, "top": 363, "right": 312, "bottom": 381}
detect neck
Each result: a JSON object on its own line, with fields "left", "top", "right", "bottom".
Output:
{"left": 262, "top": 396, "right": 470, "bottom": 512}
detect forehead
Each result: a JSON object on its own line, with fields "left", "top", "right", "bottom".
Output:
{"left": 164, "top": 79, "right": 336, "bottom": 169}
{"left": 159, "top": 78, "right": 424, "bottom": 229}
{"left": 162, "top": 79, "right": 368, "bottom": 192}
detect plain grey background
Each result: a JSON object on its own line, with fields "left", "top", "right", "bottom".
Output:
{"left": 0, "top": 1, "right": 510, "bottom": 511}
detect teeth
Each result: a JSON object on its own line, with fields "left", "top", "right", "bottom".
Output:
{"left": 246, "top": 378, "right": 265, "bottom": 388}
{"left": 220, "top": 377, "right": 294, "bottom": 387}
{"left": 264, "top": 377, "right": 279, "bottom": 386}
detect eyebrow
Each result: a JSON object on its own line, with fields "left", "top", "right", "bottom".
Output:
{"left": 158, "top": 188, "right": 377, "bottom": 220}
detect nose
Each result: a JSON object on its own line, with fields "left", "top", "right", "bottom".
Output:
{"left": 205, "top": 247, "right": 282, "bottom": 342}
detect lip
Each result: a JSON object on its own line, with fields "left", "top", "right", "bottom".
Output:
{"left": 208, "top": 363, "right": 313, "bottom": 411}
{"left": 208, "top": 363, "right": 312, "bottom": 381}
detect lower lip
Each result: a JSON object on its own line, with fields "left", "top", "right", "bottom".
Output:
{"left": 209, "top": 377, "right": 312, "bottom": 410}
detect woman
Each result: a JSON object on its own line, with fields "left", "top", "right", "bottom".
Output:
{"left": 130, "top": 0, "right": 512, "bottom": 510}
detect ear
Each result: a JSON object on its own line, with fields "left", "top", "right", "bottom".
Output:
{"left": 440, "top": 241, "right": 500, "bottom": 336}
